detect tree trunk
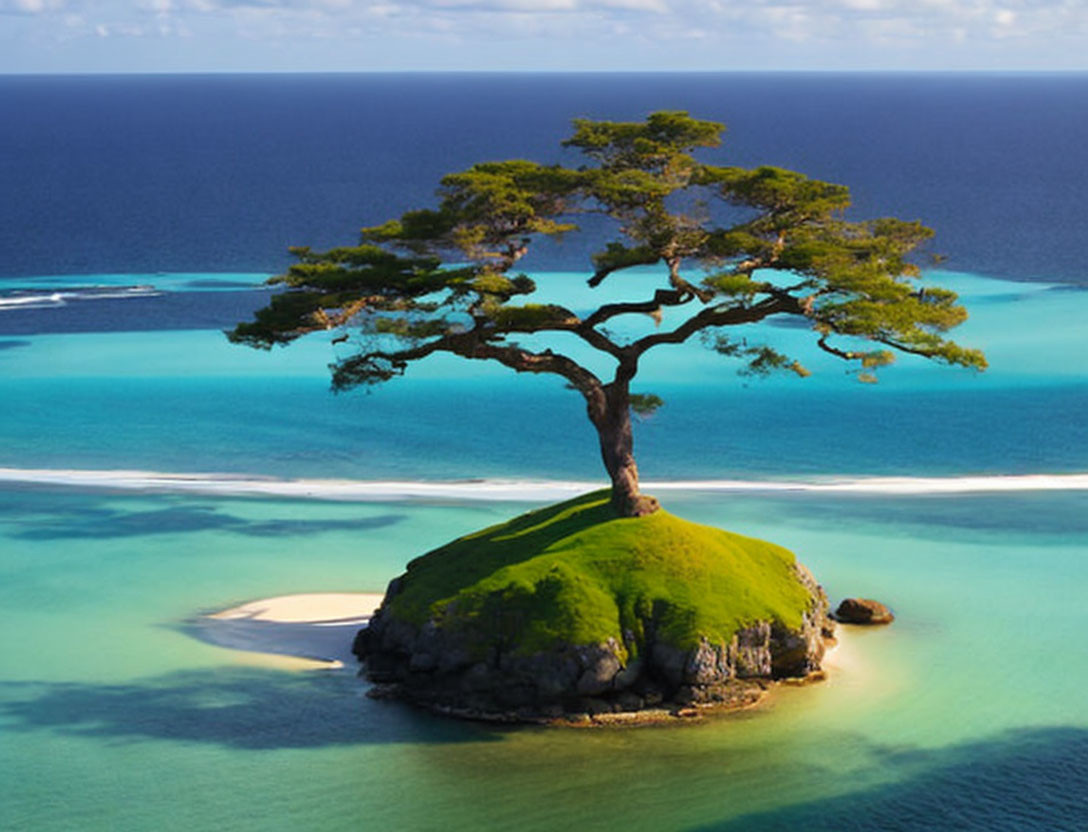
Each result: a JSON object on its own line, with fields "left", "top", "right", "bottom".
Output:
{"left": 592, "top": 382, "right": 660, "bottom": 518}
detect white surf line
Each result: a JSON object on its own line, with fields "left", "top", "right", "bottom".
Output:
{"left": 0, "top": 286, "right": 162, "bottom": 309}
{"left": 0, "top": 468, "right": 594, "bottom": 501}
{"left": 3, "top": 467, "right": 1088, "bottom": 500}
{"left": 648, "top": 474, "right": 1088, "bottom": 495}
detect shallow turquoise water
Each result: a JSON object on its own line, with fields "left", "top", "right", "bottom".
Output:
{"left": 2, "top": 269, "right": 1087, "bottom": 830}
{"left": 2, "top": 272, "right": 1087, "bottom": 480}
{"left": 2, "top": 489, "right": 1087, "bottom": 830}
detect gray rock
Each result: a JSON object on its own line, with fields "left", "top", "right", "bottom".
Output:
{"left": 684, "top": 638, "right": 731, "bottom": 685}
{"left": 576, "top": 649, "right": 622, "bottom": 696}
{"left": 734, "top": 622, "right": 773, "bottom": 678}
{"left": 611, "top": 657, "right": 643, "bottom": 691}
{"left": 355, "top": 560, "right": 835, "bottom": 721}
{"left": 650, "top": 641, "right": 688, "bottom": 687}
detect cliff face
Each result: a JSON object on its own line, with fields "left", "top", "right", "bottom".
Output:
{"left": 357, "top": 563, "right": 832, "bottom": 721}
{"left": 353, "top": 493, "right": 835, "bottom": 722}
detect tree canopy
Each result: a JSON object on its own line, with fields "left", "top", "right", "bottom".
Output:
{"left": 230, "top": 111, "right": 986, "bottom": 517}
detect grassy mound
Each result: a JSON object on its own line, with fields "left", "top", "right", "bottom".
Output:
{"left": 386, "top": 491, "right": 812, "bottom": 660}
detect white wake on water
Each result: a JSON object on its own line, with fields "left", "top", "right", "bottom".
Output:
{"left": 0, "top": 286, "right": 162, "bottom": 310}
{"left": 1, "top": 467, "right": 1087, "bottom": 500}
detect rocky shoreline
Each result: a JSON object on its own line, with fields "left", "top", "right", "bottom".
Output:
{"left": 364, "top": 669, "right": 837, "bottom": 726}
{"left": 353, "top": 564, "right": 836, "bottom": 724}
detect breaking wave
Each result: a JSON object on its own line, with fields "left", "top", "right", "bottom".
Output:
{"left": 0, "top": 286, "right": 163, "bottom": 310}
{"left": 1, "top": 467, "right": 1087, "bottom": 501}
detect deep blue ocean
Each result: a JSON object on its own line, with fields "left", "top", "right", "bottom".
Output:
{"left": 4, "top": 73, "right": 1088, "bottom": 283}
{"left": 2, "top": 74, "right": 1088, "bottom": 832}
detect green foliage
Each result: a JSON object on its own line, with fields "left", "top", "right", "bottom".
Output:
{"left": 629, "top": 393, "right": 664, "bottom": 417}
{"left": 230, "top": 109, "right": 985, "bottom": 389}
{"left": 703, "top": 273, "right": 771, "bottom": 299}
{"left": 489, "top": 303, "right": 578, "bottom": 330}
{"left": 696, "top": 165, "right": 851, "bottom": 221}
{"left": 386, "top": 492, "right": 813, "bottom": 657}
{"left": 563, "top": 111, "right": 723, "bottom": 172}
{"left": 706, "top": 336, "right": 810, "bottom": 379}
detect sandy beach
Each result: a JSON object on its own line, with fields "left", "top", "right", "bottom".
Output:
{"left": 190, "top": 592, "right": 384, "bottom": 669}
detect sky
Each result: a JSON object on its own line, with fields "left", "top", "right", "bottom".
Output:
{"left": 1, "top": 0, "right": 1088, "bottom": 72}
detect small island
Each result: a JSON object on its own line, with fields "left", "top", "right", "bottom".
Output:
{"left": 230, "top": 111, "right": 981, "bottom": 724}
{"left": 354, "top": 491, "right": 834, "bottom": 723}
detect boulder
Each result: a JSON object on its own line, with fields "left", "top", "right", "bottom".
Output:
{"left": 835, "top": 597, "right": 894, "bottom": 625}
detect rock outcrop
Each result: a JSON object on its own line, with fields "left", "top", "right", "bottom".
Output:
{"left": 834, "top": 597, "right": 894, "bottom": 625}
{"left": 354, "top": 563, "right": 835, "bottom": 722}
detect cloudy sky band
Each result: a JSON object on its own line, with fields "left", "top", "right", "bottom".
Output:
{"left": 2, "top": 0, "right": 1087, "bottom": 71}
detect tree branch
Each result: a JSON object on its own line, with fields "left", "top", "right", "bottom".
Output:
{"left": 666, "top": 256, "right": 714, "bottom": 303}
{"left": 451, "top": 339, "right": 608, "bottom": 421}
{"left": 815, "top": 334, "right": 858, "bottom": 361}
{"left": 330, "top": 336, "right": 457, "bottom": 390}
{"left": 580, "top": 287, "right": 694, "bottom": 330}
{"left": 588, "top": 256, "right": 657, "bottom": 287}
{"left": 332, "top": 328, "right": 608, "bottom": 417}
{"left": 454, "top": 340, "right": 603, "bottom": 395}
{"left": 630, "top": 295, "right": 795, "bottom": 355}
{"left": 817, "top": 330, "right": 956, "bottom": 363}
{"left": 572, "top": 325, "right": 627, "bottom": 359}
{"left": 474, "top": 310, "right": 627, "bottom": 359}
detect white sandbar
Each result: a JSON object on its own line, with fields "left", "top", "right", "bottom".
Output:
{"left": 208, "top": 592, "right": 384, "bottom": 624}
{"left": 191, "top": 592, "right": 384, "bottom": 669}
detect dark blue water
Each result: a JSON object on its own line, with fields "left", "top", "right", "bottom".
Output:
{"left": 3, "top": 73, "right": 1088, "bottom": 282}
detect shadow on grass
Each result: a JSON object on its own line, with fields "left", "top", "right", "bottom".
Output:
{"left": 691, "top": 726, "right": 1088, "bottom": 831}
{"left": 395, "top": 489, "right": 614, "bottom": 609}
{"left": 0, "top": 667, "right": 500, "bottom": 749}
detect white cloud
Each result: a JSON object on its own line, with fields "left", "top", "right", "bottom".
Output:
{"left": 600, "top": 0, "right": 668, "bottom": 11}
{"left": 4, "top": 0, "right": 1088, "bottom": 68}
{"left": 839, "top": 0, "right": 889, "bottom": 11}
{"left": 0, "top": 0, "right": 63, "bottom": 13}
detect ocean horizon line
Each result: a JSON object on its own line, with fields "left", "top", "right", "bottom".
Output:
{"left": 6, "top": 70, "right": 1088, "bottom": 79}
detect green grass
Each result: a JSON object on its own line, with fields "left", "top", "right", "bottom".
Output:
{"left": 388, "top": 491, "right": 813, "bottom": 658}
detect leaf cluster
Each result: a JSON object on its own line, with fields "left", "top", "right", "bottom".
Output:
{"left": 230, "top": 111, "right": 985, "bottom": 388}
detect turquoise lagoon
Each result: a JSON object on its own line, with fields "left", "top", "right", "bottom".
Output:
{"left": 2, "top": 271, "right": 1088, "bottom": 830}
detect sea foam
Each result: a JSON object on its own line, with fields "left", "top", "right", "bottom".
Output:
{"left": 0, "top": 286, "right": 162, "bottom": 310}
{"left": 1, "top": 467, "right": 1086, "bottom": 502}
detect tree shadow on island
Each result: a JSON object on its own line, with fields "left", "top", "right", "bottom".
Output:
{"left": 690, "top": 725, "right": 1088, "bottom": 831}
{"left": 396, "top": 490, "right": 616, "bottom": 599}
{"left": 0, "top": 667, "right": 500, "bottom": 750}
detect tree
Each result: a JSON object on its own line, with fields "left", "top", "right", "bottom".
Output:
{"left": 229, "top": 111, "right": 986, "bottom": 518}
